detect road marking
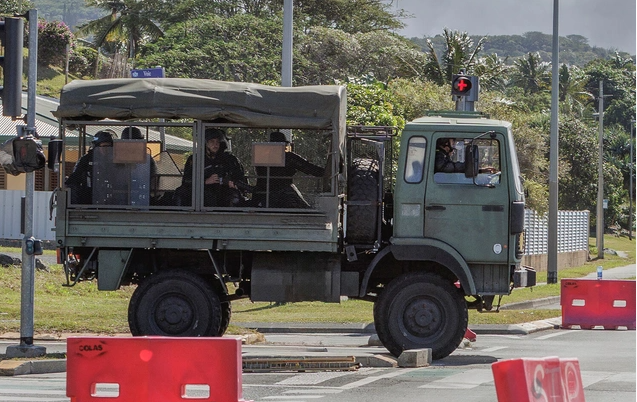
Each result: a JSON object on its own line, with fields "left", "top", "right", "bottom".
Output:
{"left": 580, "top": 371, "right": 615, "bottom": 388}
{"left": 283, "top": 389, "right": 343, "bottom": 394}
{"left": 419, "top": 369, "right": 494, "bottom": 389}
{"left": 277, "top": 371, "right": 354, "bottom": 385}
{"left": 535, "top": 331, "right": 573, "bottom": 340}
{"left": 480, "top": 346, "right": 507, "bottom": 353}
{"left": 339, "top": 368, "right": 422, "bottom": 389}
{"left": 263, "top": 396, "right": 324, "bottom": 400}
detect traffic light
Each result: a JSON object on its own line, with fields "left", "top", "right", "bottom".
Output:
{"left": 0, "top": 17, "right": 23, "bottom": 117}
{"left": 451, "top": 74, "right": 473, "bottom": 97}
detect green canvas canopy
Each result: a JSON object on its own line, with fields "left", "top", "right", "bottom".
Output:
{"left": 53, "top": 78, "right": 347, "bottom": 131}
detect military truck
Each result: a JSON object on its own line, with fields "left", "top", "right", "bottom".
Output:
{"left": 49, "top": 78, "right": 534, "bottom": 360}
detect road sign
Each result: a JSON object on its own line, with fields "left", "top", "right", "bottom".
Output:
{"left": 130, "top": 67, "right": 165, "bottom": 78}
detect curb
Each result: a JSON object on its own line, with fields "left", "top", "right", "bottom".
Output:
{"left": 499, "top": 296, "right": 561, "bottom": 310}
{"left": 0, "top": 359, "right": 66, "bottom": 376}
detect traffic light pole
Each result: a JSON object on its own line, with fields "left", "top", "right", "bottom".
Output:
{"left": 6, "top": 9, "right": 46, "bottom": 358}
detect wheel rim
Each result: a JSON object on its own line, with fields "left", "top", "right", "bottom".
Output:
{"left": 152, "top": 293, "right": 195, "bottom": 335}
{"left": 399, "top": 296, "right": 445, "bottom": 341}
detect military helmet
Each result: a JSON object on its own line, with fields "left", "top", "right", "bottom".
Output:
{"left": 92, "top": 129, "right": 115, "bottom": 146}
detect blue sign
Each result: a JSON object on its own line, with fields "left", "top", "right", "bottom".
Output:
{"left": 130, "top": 67, "right": 165, "bottom": 78}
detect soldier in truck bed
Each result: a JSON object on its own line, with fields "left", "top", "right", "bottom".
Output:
{"left": 254, "top": 131, "right": 325, "bottom": 208}
{"left": 175, "top": 128, "right": 246, "bottom": 207}
{"left": 65, "top": 129, "right": 115, "bottom": 204}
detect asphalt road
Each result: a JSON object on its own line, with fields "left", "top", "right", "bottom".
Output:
{"left": 0, "top": 328, "right": 634, "bottom": 402}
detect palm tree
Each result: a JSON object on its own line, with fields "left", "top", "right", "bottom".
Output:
{"left": 510, "top": 52, "right": 550, "bottom": 94}
{"left": 473, "top": 54, "right": 510, "bottom": 92}
{"left": 423, "top": 29, "right": 486, "bottom": 85}
{"left": 77, "top": 0, "right": 163, "bottom": 70}
{"left": 558, "top": 64, "right": 593, "bottom": 117}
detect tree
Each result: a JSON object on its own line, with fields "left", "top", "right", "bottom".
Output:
{"left": 558, "top": 64, "right": 593, "bottom": 117}
{"left": 296, "top": 27, "right": 427, "bottom": 85}
{"left": 138, "top": 14, "right": 282, "bottom": 82}
{"left": 38, "top": 20, "right": 75, "bottom": 67}
{"left": 473, "top": 54, "right": 510, "bottom": 92}
{"left": 510, "top": 52, "right": 551, "bottom": 94}
{"left": 422, "top": 29, "right": 486, "bottom": 84}
{"left": 0, "top": 0, "right": 32, "bottom": 14}
{"left": 77, "top": 0, "right": 162, "bottom": 67}
{"left": 584, "top": 54, "right": 636, "bottom": 131}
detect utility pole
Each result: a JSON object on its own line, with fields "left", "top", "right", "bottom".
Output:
{"left": 547, "top": 0, "right": 559, "bottom": 284}
{"left": 596, "top": 80, "right": 604, "bottom": 258}
{"left": 6, "top": 9, "right": 46, "bottom": 358}
{"left": 281, "top": 0, "right": 292, "bottom": 87}
{"left": 630, "top": 120, "right": 635, "bottom": 241}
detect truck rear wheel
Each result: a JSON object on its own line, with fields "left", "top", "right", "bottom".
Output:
{"left": 128, "top": 270, "right": 222, "bottom": 337}
{"left": 346, "top": 158, "right": 379, "bottom": 244}
{"left": 374, "top": 272, "right": 468, "bottom": 360}
{"left": 219, "top": 300, "right": 231, "bottom": 336}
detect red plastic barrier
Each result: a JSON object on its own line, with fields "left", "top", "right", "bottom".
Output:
{"left": 67, "top": 336, "right": 251, "bottom": 402}
{"left": 491, "top": 356, "right": 585, "bottom": 402}
{"left": 561, "top": 279, "right": 636, "bottom": 330}
{"left": 464, "top": 328, "right": 477, "bottom": 342}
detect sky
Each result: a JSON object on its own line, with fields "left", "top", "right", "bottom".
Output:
{"left": 390, "top": 0, "right": 636, "bottom": 53}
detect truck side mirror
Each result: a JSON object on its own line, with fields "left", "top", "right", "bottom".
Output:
{"left": 464, "top": 145, "right": 478, "bottom": 178}
{"left": 47, "top": 139, "right": 64, "bottom": 170}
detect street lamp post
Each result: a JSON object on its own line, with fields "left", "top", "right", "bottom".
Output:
{"left": 630, "top": 120, "right": 635, "bottom": 241}
{"left": 596, "top": 80, "right": 604, "bottom": 259}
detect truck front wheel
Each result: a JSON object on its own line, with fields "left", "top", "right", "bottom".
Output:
{"left": 128, "top": 270, "right": 222, "bottom": 337}
{"left": 374, "top": 272, "right": 468, "bottom": 360}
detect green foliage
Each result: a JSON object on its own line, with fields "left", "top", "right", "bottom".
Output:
{"left": 422, "top": 28, "right": 487, "bottom": 84}
{"left": 77, "top": 0, "right": 163, "bottom": 64}
{"left": 0, "top": 0, "right": 32, "bottom": 14}
{"left": 296, "top": 28, "right": 427, "bottom": 85}
{"left": 584, "top": 55, "right": 636, "bottom": 131}
{"left": 387, "top": 78, "right": 453, "bottom": 122}
{"left": 37, "top": 19, "right": 74, "bottom": 67}
{"left": 510, "top": 52, "right": 551, "bottom": 94}
{"left": 345, "top": 80, "right": 405, "bottom": 130}
{"left": 138, "top": 14, "right": 282, "bottom": 82}
{"left": 68, "top": 46, "right": 96, "bottom": 78}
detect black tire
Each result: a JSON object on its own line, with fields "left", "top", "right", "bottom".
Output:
{"left": 374, "top": 272, "right": 468, "bottom": 360}
{"left": 128, "top": 270, "right": 222, "bottom": 337}
{"left": 218, "top": 300, "right": 231, "bottom": 336}
{"left": 347, "top": 158, "right": 379, "bottom": 244}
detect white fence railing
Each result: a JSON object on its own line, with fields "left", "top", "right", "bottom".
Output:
{"left": 524, "top": 209, "right": 590, "bottom": 255}
{"left": 0, "top": 190, "right": 591, "bottom": 256}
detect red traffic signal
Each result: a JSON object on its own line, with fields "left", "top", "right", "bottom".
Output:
{"left": 451, "top": 75, "right": 472, "bottom": 96}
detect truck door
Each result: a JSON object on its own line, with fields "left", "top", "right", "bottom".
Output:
{"left": 393, "top": 136, "right": 427, "bottom": 238}
{"left": 423, "top": 133, "right": 509, "bottom": 264}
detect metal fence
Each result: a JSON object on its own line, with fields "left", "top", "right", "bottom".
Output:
{"left": 0, "top": 189, "right": 591, "bottom": 256}
{"left": 524, "top": 209, "right": 590, "bottom": 255}
{"left": 0, "top": 190, "right": 56, "bottom": 241}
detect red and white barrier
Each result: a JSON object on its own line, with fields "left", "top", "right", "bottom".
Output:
{"left": 561, "top": 279, "right": 636, "bottom": 330}
{"left": 491, "top": 356, "right": 585, "bottom": 402}
{"left": 67, "top": 336, "right": 251, "bottom": 402}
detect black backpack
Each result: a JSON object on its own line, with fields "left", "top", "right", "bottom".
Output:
{"left": 0, "top": 136, "right": 46, "bottom": 175}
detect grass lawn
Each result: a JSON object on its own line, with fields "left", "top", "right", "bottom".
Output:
{"left": 0, "top": 235, "right": 633, "bottom": 335}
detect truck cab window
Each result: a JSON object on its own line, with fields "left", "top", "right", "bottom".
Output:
{"left": 433, "top": 138, "right": 501, "bottom": 186}
{"left": 405, "top": 136, "right": 426, "bottom": 183}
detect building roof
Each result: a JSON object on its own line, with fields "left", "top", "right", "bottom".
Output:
{"left": 0, "top": 94, "right": 192, "bottom": 152}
